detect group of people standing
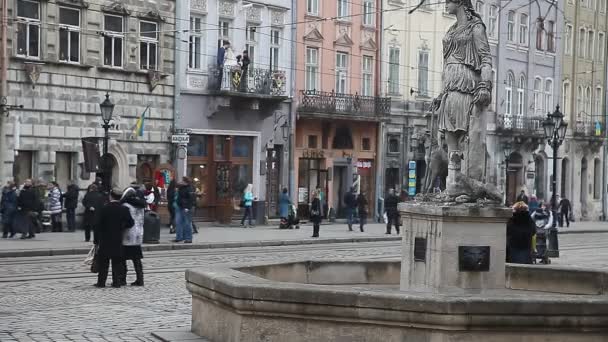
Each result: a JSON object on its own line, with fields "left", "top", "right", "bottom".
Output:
{"left": 516, "top": 189, "right": 573, "bottom": 228}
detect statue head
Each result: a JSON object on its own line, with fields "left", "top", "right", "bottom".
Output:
{"left": 446, "top": 0, "right": 482, "bottom": 22}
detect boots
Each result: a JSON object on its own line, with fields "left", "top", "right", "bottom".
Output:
{"left": 348, "top": 224, "right": 353, "bottom": 231}
{"left": 312, "top": 224, "right": 320, "bottom": 238}
{"left": 131, "top": 259, "right": 144, "bottom": 286}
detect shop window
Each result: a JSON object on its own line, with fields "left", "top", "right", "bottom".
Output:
{"left": 388, "top": 137, "right": 399, "bottom": 153}
{"left": 187, "top": 135, "right": 209, "bottom": 157}
{"left": 308, "top": 135, "right": 318, "bottom": 148}
{"left": 332, "top": 125, "right": 353, "bottom": 149}
{"left": 361, "top": 137, "right": 371, "bottom": 151}
{"left": 232, "top": 136, "right": 252, "bottom": 158}
{"left": 215, "top": 136, "right": 228, "bottom": 159}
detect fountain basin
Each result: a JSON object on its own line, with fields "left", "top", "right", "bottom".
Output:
{"left": 187, "top": 260, "right": 608, "bottom": 342}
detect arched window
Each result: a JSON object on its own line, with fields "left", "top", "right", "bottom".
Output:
{"left": 544, "top": 78, "right": 553, "bottom": 111}
{"left": 517, "top": 74, "right": 526, "bottom": 116}
{"left": 563, "top": 81, "right": 571, "bottom": 113}
{"left": 594, "top": 158, "right": 602, "bottom": 199}
{"left": 506, "top": 72, "right": 514, "bottom": 115}
{"left": 534, "top": 77, "right": 543, "bottom": 115}
{"left": 586, "top": 87, "right": 592, "bottom": 114}
{"left": 580, "top": 28, "right": 586, "bottom": 58}
{"left": 507, "top": 11, "right": 515, "bottom": 42}
{"left": 595, "top": 86, "right": 603, "bottom": 117}
{"left": 577, "top": 85, "right": 584, "bottom": 114}
{"left": 588, "top": 30, "right": 595, "bottom": 59}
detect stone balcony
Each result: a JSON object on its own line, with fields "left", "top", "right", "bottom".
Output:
{"left": 573, "top": 120, "right": 604, "bottom": 150}
{"left": 297, "top": 90, "right": 391, "bottom": 121}
{"left": 494, "top": 114, "right": 545, "bottom": 149}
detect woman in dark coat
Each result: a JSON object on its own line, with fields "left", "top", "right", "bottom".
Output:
{"left": 310, "top": 190, "right": 322, "bottom": 238}
{"left": 167, "top": 179, "right": 176, "bottom": 233}
{"left": 1, "top": 182, "right": 17, "bottom": 238}
{"left": 506, "top": 201, "right": 536, "bottom": 264}
{"left": 82, "top": 184, "right": 106, "bottom": 242}
{"left": 357, "top": 192, "right": 368, "bottom": 233}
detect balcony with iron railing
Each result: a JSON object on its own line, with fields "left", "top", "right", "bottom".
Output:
{"left": 207, "top": 65, "right": 288, "bottom": 99}
{"left": 573, "top": 120, "right": 605, "bottom": 141}
{"left": 495, "top": 114, "right": 545, "bottom": 137}
{"left": 297, "top": 90, "right": 391, "bottom": 120}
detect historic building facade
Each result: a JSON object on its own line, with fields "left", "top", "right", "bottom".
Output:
{"left": 295, "top": 0, "right": 388, "bottom": 219}
{"left": 175, "top": 0, "right": 293, "bottom": 221}
{"left": 6, "top": 0, "right": 175, "bottom": 191}
{"left": 559, "top": 0, "right": 607, "bottom": 220}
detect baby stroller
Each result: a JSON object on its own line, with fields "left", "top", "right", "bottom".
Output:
{"left": 279, "top": 205, "right": 300, "bottom": 229}
{"left": 532, "top": 211, "right": 551, "bottom": 264}
{"left": 40, "top": 210, "right": 52, "bottom": 233}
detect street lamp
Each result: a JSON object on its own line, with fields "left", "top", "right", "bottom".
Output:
{"left": 281, "top": 120, "right": 289, "bottom": 141}
{"left": 542, "top": 105, "right": 568, "bottom": 258}
{"left": 99, "top": 93, "right": 114, "bottom": 192}
{"left": 503, "top": 142, "right": 513, "bottom": 206}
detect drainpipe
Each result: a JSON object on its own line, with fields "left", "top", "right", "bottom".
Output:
{"left": 0, "top": 0, "right": 8, "bottom": 183}
{"left": 174, "top": 0, "right": 185, "bottom": 179}
{"left": 373, "top": 0, "right": 384, "bottom": 221}
{"left": 289, "top": 0, "right": 297, "bottom": 204}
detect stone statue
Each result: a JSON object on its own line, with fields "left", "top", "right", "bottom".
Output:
{"left": 430, "top": 0, "right": 501, "bottom": 202}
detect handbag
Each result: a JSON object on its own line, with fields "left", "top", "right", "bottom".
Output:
{"left": 85, "top": 245, "right": 99, "bottom": 273}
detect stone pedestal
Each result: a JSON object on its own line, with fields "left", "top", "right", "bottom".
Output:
{"left": 399, "top": 203, "right": 512, "bottom": 293}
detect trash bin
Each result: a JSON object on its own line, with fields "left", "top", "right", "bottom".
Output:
{"left": 252, "top": 200, "right": 266, "bottom": 225}
{"left": 143, "top": 211, "right": 161, "bottom": 244}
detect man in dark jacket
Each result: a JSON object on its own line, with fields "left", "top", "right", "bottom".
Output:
{"left": 63, "top": 182, "right": 79, "bottom": 232}
{"left": 17, "top": 179, "right": 40, "bottom": 239}
{"left": 516, "top": 190, "right": 529, "bottom": 204}
{"left": 94, "top": 188, "right": 134, "bottom": 288}
{"left": 1, "top": 181, "right": 17, "bottom": 238}
{"left": 344, "top": 187, "right": 357, "bottom": 231}
{"left": 82, "top": 184, "right": 106, "bottom": 242}
{"left": 167, "top": 179, "right": 176, "bottom": 233}
{"left": 558, "top": 195, "right": 572, "bottom": 228}
{"left": 384, "top": 189, "right": 400, "bottom": 235}
{"left": 174, "top": 178, "right": 194, "bottom": 243}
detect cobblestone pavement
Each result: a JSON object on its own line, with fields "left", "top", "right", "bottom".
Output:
{"left": 0, "top": 233, "right": 607, "bottom": 341}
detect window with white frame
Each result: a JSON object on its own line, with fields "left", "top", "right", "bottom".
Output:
{"left": 307, "top": 0, "right": 319, "bottom": 16}
{"left": 517, "top": 75, "right": 525, "bottom": 116}
{"left": 506, "top": 73, "right": 514, "bottom": 115}
{"left": 534, "top": 77, "right": 543, "bottom": 115}
{"left": 544, "top": 79, "right": 553, "bottom": 111}
{"left": 305, "top": 47, "right": 319, "bottom": 91}
{"left": 579, "top": 28, "right": 586, "bottom": 58}
{"left": 363, "top": 0, "right": 374, "bottom": 25}
{"left": 475, "top": 1, "right": 485, "bottom": 23}
{"left": 245, "top": 24, "right": 256, "bottom": 67}
{"left": 488, "top": 5, "right": 498, "bottom": 39}
{"left": 418, "top": 49, "right": 429, "bottom": 97}
{"left": 586, "top": 87, "right": 592, "bottom": 114}
{"left": 519, "top": 14, "right": 528, "bottom": 46}
{"left": 335, "top": 52, "right": 348, "bottom": 93}
{"left": 59, "top": 7, "right": 80, "bottom": 63}
{"left": 362, "top": 56, "right": 373, "bottom": 96}
{"left": 596, "top": 86, "right": 603, "bottom": 117}
{"left": 598, "top": 32, "right": 605, "bottom": 61}
{"left": 577, "top": 86, "right": 583, "bottom": 114}
{"left": 270, "top": 29, "right": 281, "bottom": 70}
{"left": 565, "top": 24, "right": 573, "bottom": 55}
{"left": 139, "top": 21, "right": 158, "bottom": 70}
{"left": 546, "top": 20, "right": 555, "bottom": 53}
{"left": 218, "top": 20, "right": 231, "bottom": 48}
{"left": 507, "top": 11, "right": 515, "bottom": 42}
{"left": 601, "top": 0, "right": 607, "bottom": 12}
{"left": 588, "top": 30, "right": 594, "bottom": 59}
{"left": 388, "top": 47, "right": 400, "bottom": 95}
{"left": 189, "top": 15, "right": 204, "bottom": 70}
{"left": 536, "top": 18, "right": 544, "bottom": 50}
{"left": 103, "top": 15, "right": 124, "bottom": 67}
{"left": 337, "top": 0, "right": 348, "bottom": 18}
{"left": 16, "top": 0, "right": 40, "bottom": 58}
{"left": 563, "top": 81, "right": 571, "bottom": 113}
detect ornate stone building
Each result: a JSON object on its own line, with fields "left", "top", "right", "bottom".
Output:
{"left": 5, "top": 0, "right": 175, "bottom": 191}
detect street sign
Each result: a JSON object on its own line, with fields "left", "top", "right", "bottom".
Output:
{"left": 171, "top": 134, "right": 190, "bottom": 144}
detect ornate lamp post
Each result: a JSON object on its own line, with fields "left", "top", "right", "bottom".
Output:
{"left": 99, "top": 93, "right": 115, "bottom": 192}
{"left": 542, "top": 106, "right": 568, "bottom": 258}
{"left": 503, "top": 142, "right": 513, "bottom": 206}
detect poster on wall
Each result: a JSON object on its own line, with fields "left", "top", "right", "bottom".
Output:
{"left": 298, "top": 187, "right": 309, "bottom": 204}
{"left": 408, "top": 161, "right": 417, "bottom": 197}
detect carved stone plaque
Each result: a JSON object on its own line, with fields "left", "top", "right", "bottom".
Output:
{"left": 190, "top": 0, "right": 207, "bottom": 12}
{"left": 219, "top": 0, "right": 235, "bottom": 17}
{"left": 413, "top": 237, "right": 426, "bottom": 262}
{"left": 458, "top": 246, "right": 490, "bottom": 272}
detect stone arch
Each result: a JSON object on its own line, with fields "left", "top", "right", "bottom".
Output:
{"left": 561, "top": 157, "right": 570, "bottom": 200}
{"left": 534, "top": 153, "right": 546, "bottom": 200}
{"left": 107, "top": 141, "right": 130, "bottom": 189}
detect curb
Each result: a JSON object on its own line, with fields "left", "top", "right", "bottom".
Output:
{"left": 0, "top": 236, "right": 402, "bottom": 259}
{"left": 558, "top": 229, "right": 608, "bottom": 235}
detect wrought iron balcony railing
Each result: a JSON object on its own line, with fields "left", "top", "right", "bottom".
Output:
{"left": 573, "top": 120, "right": 605, "bottom": 139}
{"left": 495, "top": 114, "right": 545, "bottom": 136}
{"left": 207, "top": 65, "right": 287, "bottom": 97}
{"left": 297, "top": 90, "right": 391, "bottom": 117}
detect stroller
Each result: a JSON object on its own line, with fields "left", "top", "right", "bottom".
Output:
{"left": 279, "top": 204, "right": 300, "bottom": 229}
{"left": 40, "top": 210, "right": 52, "bottom": 233}
{"left": 532, "top": 210, "right": 552, "bottom": 264}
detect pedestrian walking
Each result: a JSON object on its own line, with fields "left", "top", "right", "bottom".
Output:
{"left": 167, "top": 179, "right": 176, "bottom": 234}
{"left": 528, "top": 195, "right": 539, "bottom": 213}
{"left": 344, "top": 187, "right": 357, "bottom": 231}
{"left": 47, "top": 182, "right": 63, "bottom": 232}
{"left": 94, "top": 188, "right": 134, "bottom": 288}
{"left": 121, "top": 187, "right": 146, "bottom": 286}
{"left": 356, "top": 192, "right": 368, "bottom": 232}
{"left": 384, "top": 189, "right": 400, "bottom": 235}
{"left": 240, "top": 184, "right": 254, "bottom": 228}
{"left": 506, "top": 202, "right": 536, "bottom": 264}
{"left": 82, "top": 184, "right": 106, "bottom": 242}
{"left": 63, "top": 182, "right": 79, "bottom": 232}
{"left": 516, "top": 189, "right": 529, "bottom": 205}
{"left": 1, "top": 182, "right": 17, "bottom": 238}
{"left": 558, "top": 195, "right": 572, "bottom": 228}
{"left": 174, "top": 177, "right": 194, "bottom": 243}
{"left": 16, "top": 179, "right": 40, "bottom": 239}
{"left": 278, "top": 187, "right": 290, "bottom": 228}
{"left": 310, "top": 189, "right": 322, "bottom": 238}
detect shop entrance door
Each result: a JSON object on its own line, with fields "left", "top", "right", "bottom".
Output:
{"left": 266, "top": 147, "right": 282, "bottom": 218}
{"left": 333, "top": 166, "right": 348, "bottom": 217}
